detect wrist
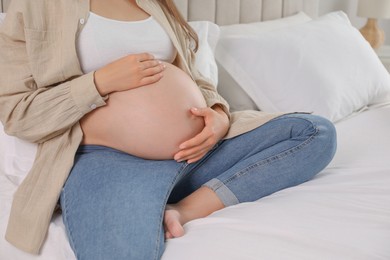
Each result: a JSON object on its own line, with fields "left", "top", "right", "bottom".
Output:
{"left": 212, "top": 105, "right": 230, "bottom": 130}
{"left": 93, "top": 69, "right": 112, "bottom": 96}
{"left": 212, "top": 104, "right": 228, "bottom": 118}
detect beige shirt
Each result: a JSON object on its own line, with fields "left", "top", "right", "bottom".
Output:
{"left": 0, "top": 0, "right": 285, "bottom": 254}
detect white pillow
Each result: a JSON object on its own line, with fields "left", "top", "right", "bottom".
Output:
{"left": 217, "top": 62, "right": 259, "bottom": 112}
{"left": 189, "top": 21, "right": 220, "bottom": 87}
{"left": 215, "top": 11, "right": 390, "bottom": 121}
{"left": 220, "top": 11, "right": 312, "bottom": 35}
{"left": 216, "top": 12, "right": 312, "bottom": 112}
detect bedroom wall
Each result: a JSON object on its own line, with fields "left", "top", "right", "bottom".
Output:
{"left": 319, "top": 0, "right": 390, "bottom": 45}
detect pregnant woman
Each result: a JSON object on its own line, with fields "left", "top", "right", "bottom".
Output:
{"left": 0, "top": 0, "right": 337, "bottom": 259}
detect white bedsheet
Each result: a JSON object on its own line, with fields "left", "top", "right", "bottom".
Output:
{"left": 1, "top": 105, "right": 390, "bottom": 260}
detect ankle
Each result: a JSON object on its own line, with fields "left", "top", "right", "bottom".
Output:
{"left": 168, "top": 187, "right": 225, "bottom": 224}
{"left": 167, "top": 203, "right": 192, "bottom": 225}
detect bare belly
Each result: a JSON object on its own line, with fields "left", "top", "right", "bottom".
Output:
{"left": 80, "top": 62, "right": 207, "bottom": 159}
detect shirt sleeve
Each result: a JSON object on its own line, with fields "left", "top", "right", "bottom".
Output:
{"left": 187, "top": 46, "right": 231, "bottom": 119}
{"left": 0, "top": 4, "right": 106, "bottom": 143}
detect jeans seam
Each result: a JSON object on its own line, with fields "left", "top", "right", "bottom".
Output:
{"left": 152, "top": 163, "right": 189, "bottom": 260}
{"left": 62, "top": 187, "right": 80, "bottom": 260}
{"left": 269, "top": 114, "right": 318, "bottom": 126}
{"left": 220, "top": 123, "right": 320, "bottom": 189}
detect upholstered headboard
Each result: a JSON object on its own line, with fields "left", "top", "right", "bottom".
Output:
{"left": 173, "top": 0, "right": 319, "bottom": 25}
{"left": 1, "top": 0, "right": 319, "bottom": 22}
{"left": 0, "top": 0, "right": 10, "bottom": 12}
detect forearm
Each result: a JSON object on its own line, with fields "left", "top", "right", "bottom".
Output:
{"left": 0, "top": 9, "right": 106, "bottom": 143}
{"left": 0, "top": 72, "right": 106, "bottom": 143}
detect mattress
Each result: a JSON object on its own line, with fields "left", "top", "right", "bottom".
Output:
{"left": 1, "top": 104, "right": 389, "bottom": 260}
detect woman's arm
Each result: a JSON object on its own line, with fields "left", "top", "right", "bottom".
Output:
{"left": 0, "top": 7, "right": 164, "bottom": 144}
{"left": 0, "top": 10, "right": 107, "bottom": 143}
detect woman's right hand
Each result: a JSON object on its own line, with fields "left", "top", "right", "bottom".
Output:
{"left": 93, "top": 53, "right": 166, "bottom": 96}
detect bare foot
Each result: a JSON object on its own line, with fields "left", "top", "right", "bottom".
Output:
{"left": 163, "top": 187, "right": 225, "bottom": 240}
{"left": 164, "top": 205, "right": 185, "bottom": 240}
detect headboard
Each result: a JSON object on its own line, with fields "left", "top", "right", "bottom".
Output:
{"left": 173, "top": 0, "right": 319, "bottom": 25}
{"left": 1, "top": 0, "right": 319, "bottom": 22}
{"left": 0, "top": 0, "right": 10, "bottom": 12}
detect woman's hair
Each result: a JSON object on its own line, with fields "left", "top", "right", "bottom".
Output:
{"left": 158, "top": 0, "right": 199, "bottom": 52}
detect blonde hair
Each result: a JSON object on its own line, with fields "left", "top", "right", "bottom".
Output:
{"left": 158, "top": 0, "right": 199, "bottom": 52}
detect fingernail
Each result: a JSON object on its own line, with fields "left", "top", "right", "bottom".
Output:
{"left": 179, "top": 144, "right": 186, "bottom": 149}
{"left": 191, "top": 107, "right": 198, "bottom": 112}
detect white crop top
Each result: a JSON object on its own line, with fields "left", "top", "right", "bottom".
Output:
{"left": 76, "top": 12, "right": 177, "bottom": 74}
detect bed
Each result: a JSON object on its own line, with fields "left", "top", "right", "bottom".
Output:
{"left": 1, "top": 0, "right": 390, "bottom": 259}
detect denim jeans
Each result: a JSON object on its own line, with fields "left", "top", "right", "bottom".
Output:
{"left": 60, "top": 113, "right": 337, "bottom": 260}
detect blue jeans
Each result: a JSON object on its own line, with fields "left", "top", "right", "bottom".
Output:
{"left": 60, "top": 113, "right": 337, "bottom": 260}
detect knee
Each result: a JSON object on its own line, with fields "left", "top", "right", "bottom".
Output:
{"left": 299, "top": 115, "right": 337, "bottom": 170}
{"left": 285, "top": 113, "right": 337, "bottom": 162}
{"left": 314, "top": 115, "right": 337, "bottom": 161}
{"left": 286, "top": 114, "right": 338, "bottom": 180}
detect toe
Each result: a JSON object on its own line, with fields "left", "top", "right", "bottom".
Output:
{"left": 165, "top": 231, "right": 174, "bottom": 240}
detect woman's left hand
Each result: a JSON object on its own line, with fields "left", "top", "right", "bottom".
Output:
{"left": 174, "top": 106, "right": 230, "bottom": 163}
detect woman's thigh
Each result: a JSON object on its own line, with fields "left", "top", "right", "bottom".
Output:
{"left": 168, "top": 113, "right": 337, "bottom": 204}
{"left": 60, "top": 145, "right": 186, "bottom": 260}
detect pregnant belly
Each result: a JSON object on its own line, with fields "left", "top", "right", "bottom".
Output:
{"left": 80, "top": 62, "right": 207, "bottom": 159}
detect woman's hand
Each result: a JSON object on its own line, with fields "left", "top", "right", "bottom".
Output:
{"left": 174, "top": 106, "right": 230, "bottom": 164}
{"left": 94, "top": 53, "right": 166, "bottom": 96}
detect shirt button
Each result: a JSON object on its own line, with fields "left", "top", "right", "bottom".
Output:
{"left": 90, "top": 104, "right": 97, "bottom": 109}
{"left": 79, "top": 18, "right": 85, "bottom": 25}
